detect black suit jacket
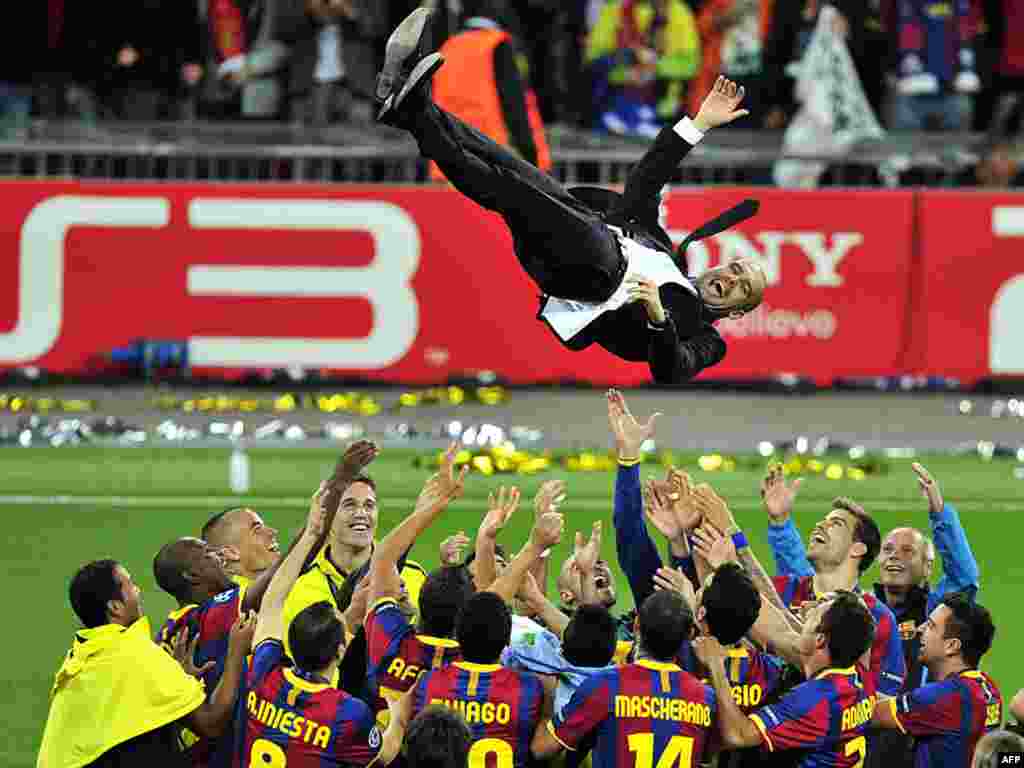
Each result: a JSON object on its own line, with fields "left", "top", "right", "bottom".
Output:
{"left": 554, "top": 125, "right": 727, "bottom": 385}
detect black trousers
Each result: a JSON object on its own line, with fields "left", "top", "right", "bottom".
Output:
{"left": 410, "top": 102, "right": 624, "bottom": 303}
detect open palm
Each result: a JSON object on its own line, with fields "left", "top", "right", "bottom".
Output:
{"left": 694, "top": 75, "right": 750, "bottom": 131}
{"left": 607, "top": 389, "right": 661, "bottom": 459}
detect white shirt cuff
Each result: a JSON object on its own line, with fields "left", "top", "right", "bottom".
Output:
{"left": 673, "top": 116, "right": 705, "bottom": 145}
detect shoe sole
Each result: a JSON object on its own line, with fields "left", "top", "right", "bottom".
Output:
{"left": 377, "top": 53, "right": 444, "bottom": 121}
{"left": 375, "top": 7, "right": 434, "bottom": 105}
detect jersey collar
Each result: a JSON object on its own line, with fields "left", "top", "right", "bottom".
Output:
{"left": 635, "top": 659, "right": 681, "bottom": 672}
{"left": 417, "top": 635, "right": 460, "bottom": 649}
{"left": 814, "top": 666, "right": 857, "bottom": 680}
{"left": 284, "top": 666, "right": 340, "bottom": 692}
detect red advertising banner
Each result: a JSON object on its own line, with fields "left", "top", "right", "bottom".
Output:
{"left": 915, "top": 191, "right": 1024, "bottom": 381}
{"left": 0, "top": 182, "right": 918, "bottom": 385}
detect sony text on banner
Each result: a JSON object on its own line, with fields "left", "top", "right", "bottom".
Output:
{"left": 0, "top": 182, "right": 914, "bottom": 385}
{"left": 915, "top": 191, "right": 1024, "bottom": 380}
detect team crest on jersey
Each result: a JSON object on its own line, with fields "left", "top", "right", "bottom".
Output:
{"left": 368, "top": 726, "right": 382, "bottom": 749}
{"left": 899, "top": 620, "right": 918, "bottom": 641}
{"left": 213, "top": 589, "right": 235, "bottom": 603}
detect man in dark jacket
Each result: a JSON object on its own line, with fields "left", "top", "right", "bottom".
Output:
{"left": 375, "top": 8, "right": 766, "bottom": 385}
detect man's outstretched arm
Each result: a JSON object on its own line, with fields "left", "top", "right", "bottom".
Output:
{"left": 608, "top": 76, "right": 750, "bottom": 224}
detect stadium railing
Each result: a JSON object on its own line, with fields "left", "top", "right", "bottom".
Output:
{"left": 0, "top": 119, "right": 993, "bottom": 187}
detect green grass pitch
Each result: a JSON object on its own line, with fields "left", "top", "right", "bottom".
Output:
{"left": 4, "top": 447, "right": 1021, "bottom": 767}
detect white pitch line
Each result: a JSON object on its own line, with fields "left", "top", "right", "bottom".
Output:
{"left": 0, "top": 494, "right": 616, "bottom": 508}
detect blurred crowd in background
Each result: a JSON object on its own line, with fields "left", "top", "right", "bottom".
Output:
{"left": 8, "top": 0, "right": 1024, "bottom": 185}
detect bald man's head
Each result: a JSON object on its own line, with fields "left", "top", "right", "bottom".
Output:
{"left": 879, "top": 527, "right": 934, "bottom": 589}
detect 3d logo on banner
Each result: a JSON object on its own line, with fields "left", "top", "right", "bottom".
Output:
{"left": 0, "top": 181, "right": 1019, "bottom": 384}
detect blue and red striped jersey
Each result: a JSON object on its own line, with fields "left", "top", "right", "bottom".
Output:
{"left": 241, "top": 640, "right": 383, "bottom": 768}
{"left": 156, "top": 586, "right": 244, "bottom": 767}
{"left": 749, "top": 664, "right": 876, "bottom": 767}
{"left": 365, "top": 598, "right": 461, "bottom": 715}
{"left": 551, "top": 659, "right": 718, "bottom": 768}
{"left": 772, "top": 576, "right": 906, "bottom": 696}
{"left": 888, "top": 669, "right": 1002, "bottom": 768}
{"left": 412, "top": 660, "right": 544, "bottom": 768}
{"left": 719, "top": 646, "right": 787, "bottom": 714}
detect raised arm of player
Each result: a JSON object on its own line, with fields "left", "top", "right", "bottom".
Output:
{"left": 251, "top": 483, "right": 329, "bottom": 648}
{"left": 608, "top": 389, "right": 667, "bottom": 606}
{"left": 242, "top": 440, "right": 378, "bottom": 613}
{"left": 368, "top": 443, "right": 468, "bottom": 606}
{"left": 489, "top": 511, "right": 565, "bottom": 603}
{"left": 761, "top": 464, "right": 814, "bottom": 579}
{"left": 527, "top": 480, "right": 566, "bottom": 598}
{"left": 693, "top": 635, "right": 765, "bottom": 748}
{"left": 577, "top": 521, "right": 604, "bottom": 607}
{"left": 695, "top": 484, "right": 801, "bottom": 631}
{"left": 473, "top": 486, "right": 520, "bottom": 591}
{"left": 914, "top": 463, "right": 980, "bottom": 600}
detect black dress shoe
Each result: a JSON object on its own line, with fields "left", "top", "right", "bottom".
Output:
{"left": 375, "top": 8, "right": 445, "bottom": 125}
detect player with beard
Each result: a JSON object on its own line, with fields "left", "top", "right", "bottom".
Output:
{"left": 873, "top": 593, "right": 1002, "bottom": 768}
{"left": 201, "top": 507, "right": 280, "bottom": 590}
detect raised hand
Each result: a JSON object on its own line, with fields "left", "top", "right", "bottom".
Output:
{"left": 171, "top": 629, "right": 214, "bottom": 678}
{"left": 481, "top": 486, "right": 521, "bottom": 540}
{"left": 305, "top": 481, "right": 329, "bottom": 540}
{"left": 643, "top": 478, "right": 684, "bottom": 541}
{"left": 693, "top": 75, "right": 750, "bottom": 132}
{"left": 531, "top": 511, "right": 565, "bottom": 551}
{"left": 415, "top": 443, "right": 469, "bottom": 512}
{"left": 439, "top": 531, "right": 471, "bottom": 566}
{"left": 607, "top": 389, "right": 661, "bottom": 461}
{"left": 761, "top": 464, "right": 802, "bottom": 523}
{"left": 694, "top": 484, "right": 735, "bottom": 534}
{"left": 667, "top": 468, "right": 702, "bottom": 531}
{"left": 573, "top": 521, "right": 603, "bottom": 575}
{"left": 691, "top": 523, "right": 738, "bottom": 570}
{"left": 912, "top": 462, "right": 944, "bottom": 514}
{"left": 534, "top": 480, "right": 567, "bottom": 517}
{"left": 437, "top": 441, "right": 469, "bottom": 501}
{"left": 323, "top": 439, "right": 379, "bottom": 515}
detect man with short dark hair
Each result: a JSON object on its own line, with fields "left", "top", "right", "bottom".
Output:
{"left": 38, "top": 560, "right": 252, "bottom": 768}
{"left": 406, "top": 705, "right": 474, "bottom": 768}
{"left": 283, "top": 466, "right": 429, "bottom": 658}
{"left": 768, "top": 497, "right": 904, "bottom": 698}
{"left": 412, "top": 592, "right": 547, "bottom": 768}
{"left": 695, "top": 591, "right": 877, "bottom": 764}
{"left": 532, "top": 590, "right": 719, "bottom": 767}
{"left": 873, "top": 593, "right": 1003, "bottom": 767}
